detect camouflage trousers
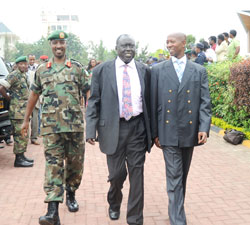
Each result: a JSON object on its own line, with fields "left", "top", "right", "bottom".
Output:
{"left": 43, "top": 132, "right": 85, "bottom": 203}
{"left": 11, "top": 119, "right": 28, "bottom": 155}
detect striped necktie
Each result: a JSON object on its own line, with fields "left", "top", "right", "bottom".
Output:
{"left": 176, "top": 60, "right": 184, "bottom": 82}
{"left": 121, "top": 65, "right": 133, "bottom": 120}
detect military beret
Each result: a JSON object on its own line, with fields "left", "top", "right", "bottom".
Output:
{"left": 15, "top": 56, "right": 27, "bottom": 63}
{"left": 196, "top": 43, "right": 204, "bottom": 50}
{"left": 40, "top": 55, "right": 48, "bottom": 60}
{"left": 47, "top": 30, "right": 68, "bottom": 41}
{"left": 185, "top": 49, "right": 191, "bottom": 54}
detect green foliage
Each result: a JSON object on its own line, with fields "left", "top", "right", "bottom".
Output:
{"left": 207, "top": 59, "right": 250, "bottom": 136}
{"left": 212, "top": 117, "right": 250, "bottom": 140}
{"left": 186, "top": 34, "right": 196, "bottom": 49}
{"left": 135, "top": 43, "right": 150, "bottom": 63}
{"left": 66, "top": 33, "right": 88, "bottom": 65}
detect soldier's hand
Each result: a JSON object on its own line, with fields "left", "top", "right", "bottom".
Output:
{"left": 87, "top": 138, "right": 95, "bottom": 145}
{"left": 21, "top": 121, "right": 29, "bottom": 138}
{"left": 198, "top": 132, "right": 207, "bottom": 144}
{"left": 154, "top": 137, "right": 162, "bottom": 149}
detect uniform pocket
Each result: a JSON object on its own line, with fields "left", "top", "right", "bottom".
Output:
{"left": 42, "top": 108, "right": 56, "bottom": 127}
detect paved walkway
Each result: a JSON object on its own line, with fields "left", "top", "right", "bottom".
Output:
{"left": 0, "top": 131, "right": 250, "bottom": 225}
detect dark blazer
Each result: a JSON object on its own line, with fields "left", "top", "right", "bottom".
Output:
{"left": 150, "top": 59, "right": 211, "bottom": 147}
{"left": 86, "top": 59, "right": 152, "bottom": 155}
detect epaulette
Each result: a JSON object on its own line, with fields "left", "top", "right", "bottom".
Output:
{"left": 70, "top": 59, "right": 83, "bottom": 68}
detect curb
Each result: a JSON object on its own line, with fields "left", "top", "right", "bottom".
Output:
{"left": 211, "top": 124, "right": 250, "bottom": 149}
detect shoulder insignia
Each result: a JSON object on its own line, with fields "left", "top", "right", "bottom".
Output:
{"left": 66, "top": 61, "right": 71, "bottom": 68}
{"left": 47, "top": 62, "right": 52, "bottom": 68}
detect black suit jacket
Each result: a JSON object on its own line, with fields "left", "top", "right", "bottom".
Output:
{"left": 150, "top": 59, "right": 211, "bottom": 147}
{"left": 86, "top": 59, "right": 152, "bottom": 155}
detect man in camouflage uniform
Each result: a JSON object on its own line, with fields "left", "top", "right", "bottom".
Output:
{"left": 21, "top": 30, "right": 89, "bottom": 225}
{"left": 0, "top": 56, "right": 34, "bottom": 167}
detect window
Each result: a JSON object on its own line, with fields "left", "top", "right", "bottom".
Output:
{"left": 71, "top": 15, "right": 79, "bottom": 21}
{"left": 57, "top": 15, "right": 70, "bottom": 21}
{"left": 63, "top": 25, "right": 67, "bottom": 31}
{"left": 57, "top": 25, "right": 62, "bottom": 30}
{"left": 51, "top": 25, "right": 56, "bottom": 31}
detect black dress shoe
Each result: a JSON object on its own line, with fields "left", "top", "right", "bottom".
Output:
{"left": 14, "top": 154, "right": 33, "bottom": 167}
{"left": 66, "top": 191, "right": 79, "bottom": 212}
{"left": 39, "top": 202, "right": 61, "bottom": 225}
{"left": 108, "top": 207, "right": 120, "bottom": 220}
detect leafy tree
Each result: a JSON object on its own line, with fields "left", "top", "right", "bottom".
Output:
{"left": 66, "top": 33, "right": 88, "bottom": 65}
{"left": 186, "top": 34, "right": 196, "bottom": 49}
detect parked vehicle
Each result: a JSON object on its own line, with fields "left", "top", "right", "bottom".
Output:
{"left": 0, "top": 58, "right": 12, "bottom": 143}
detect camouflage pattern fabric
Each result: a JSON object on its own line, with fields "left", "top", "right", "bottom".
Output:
{"left": 5, "top": 69, "right": 30, "bottom": 119}
{"left": 31, "top": 58, "right": 89, "bottom": 135}
{"left": 43, "top": 132, "right": 85, "bottom": 203}
{"left": 11, "top": 119, "right": 29, "bottom": 154}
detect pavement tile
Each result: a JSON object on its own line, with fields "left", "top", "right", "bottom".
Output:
{"left": 0, "top": 131, "right": 250, "bottom": 225}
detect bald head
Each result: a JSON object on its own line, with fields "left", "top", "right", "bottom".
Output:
{"left": 167, "top": 32, "right": 186, "bottom": 59}
{"left": 167, "top": 33, "right": 186, "bottom": 42}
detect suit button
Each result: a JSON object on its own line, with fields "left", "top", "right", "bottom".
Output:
{"left": 169, "top": 89, "right": 172, "bottom": 93}
{"left": 166, "top": 120, "right": 169, "bottom": 124}
{"left": 187, "top": 90, "right": 190, "bottom": 93}
{"left": 189, "top": 121, "right": 192, "bottom": 124}
{"left": 168, "top": 100, "right": 171, "bottom": 103}
{"left": 167, "top": 110, "right": 170, "bottom": 113}
{"left": 187, "top": 100, "right": 191, "bottom": 103}
{"left": 188, "top": 110, "right": 192, "bottom": 114}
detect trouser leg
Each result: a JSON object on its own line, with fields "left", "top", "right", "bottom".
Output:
{"left": 31, "top": 108, "right": 39, "bottom": 141}
{"left": 106, "top": 148, "right": 127, "bottom": 212}
{"left": 11, "top": 119, "right": 28, "bottom": 154}
{"left": 182, "top": 147, "right": 193, "bottom": 199}
{"left": 163, "top": 146, "right": 187, "bottom": 225}
{"left": 126, "top": 117, "right": 146, "bottom": 225}
{"left": 43, "top": 133, "right": 65, "bottom": 203}
{"left": 65, "top": 132, "right": 85, "bottom": 192}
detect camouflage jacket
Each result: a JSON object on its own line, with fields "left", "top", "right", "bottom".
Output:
{"left": 31, "top": 57, "right": 90, "bottom": 135}
{"left": 4, "top": 69, "right": 30, "bottom": 119}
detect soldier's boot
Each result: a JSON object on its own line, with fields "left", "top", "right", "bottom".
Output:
{"left": 14, "top": 153, "right": 33, "bottom": 167}
{"left": 22, "top": 153, "right": 34, "bottom": 163}
{"left": 39, "top": 202, "right": 61, "bottom": 225}
{"left": 66, "top": 191, "right": 79, "bottom": 212}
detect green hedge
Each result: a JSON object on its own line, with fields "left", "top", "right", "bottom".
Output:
{"left": 206, "top": 59, "right": 250, "bottom": 139}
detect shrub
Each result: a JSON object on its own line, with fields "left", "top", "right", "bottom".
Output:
{"left": 229, "top": 59, "right": 250, "bottom": 113}
{"left": 206, "top": 59, "right": 250, "bottom": 138}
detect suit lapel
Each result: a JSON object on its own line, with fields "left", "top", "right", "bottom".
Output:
{"left": 166, "top": 60, "right": 180, "bottom": 86}
{"left": 178, "top": 60, "right": 194, "bottom": 93}
{"left": 135, "top": 61, "right": 145, "bottom": 94}
{"left": 108, "top": 59, "right": 118, "bottom": 96}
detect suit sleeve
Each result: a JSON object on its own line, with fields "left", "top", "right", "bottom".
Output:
{"left": 150, "top": 66, "right": 158, "bottom": 139}
{"left": 85, "top": 67, "right": 101, "bottom": 140}
{"left": 199, "top": 67, "right": 212, "bottom": 135}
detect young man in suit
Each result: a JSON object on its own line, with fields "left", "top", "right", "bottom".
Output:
{"left": 151, "top": 33, "right": 211, "bottom": 225}
{"left": 86, "top": 34, "right": 151, "bottom": 225}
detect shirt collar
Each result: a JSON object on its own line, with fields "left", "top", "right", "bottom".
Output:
{"left": 172, "top": 55, "right": 187, "bottom": 65}
{"left": 116, "top": 56, "right": 136, "bottom": 69}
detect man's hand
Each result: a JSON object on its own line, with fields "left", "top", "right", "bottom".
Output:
{"left": 154, "top": 137, "right": 162, "bottom": 149}
{"left": 21, "top": 121, "right": 29, "bottom": 138}
{"left": 87, "top": 138, "right": 95, "bottom": 145}
{"left": 198, "top": 132, "right": 207, "bottom": 144}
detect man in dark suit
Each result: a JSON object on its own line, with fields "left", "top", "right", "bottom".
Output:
{"left": 151, "top": 33, "right": 211, "bottom": 225}
{"left": 86, "top": 34, "right": 151, "bottom": 225}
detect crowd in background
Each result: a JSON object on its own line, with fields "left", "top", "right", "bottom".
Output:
{"left": 146, "top": 29, "right": 241, "bottom": 67}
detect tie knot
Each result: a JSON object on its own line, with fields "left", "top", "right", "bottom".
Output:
{"left": 176, "top": 60, "right": 183, "bottom": 65}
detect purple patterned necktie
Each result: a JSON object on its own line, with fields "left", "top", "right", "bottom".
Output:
{"left": 121, "top": 64, "right": 133, "bottom": 120}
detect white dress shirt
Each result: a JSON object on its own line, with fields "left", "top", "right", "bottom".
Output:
{"left": 171, "top": 55, "right": 187, "bottom": 82}
{"left": 115, "top": 57, "right": 143, "bottom": 118}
